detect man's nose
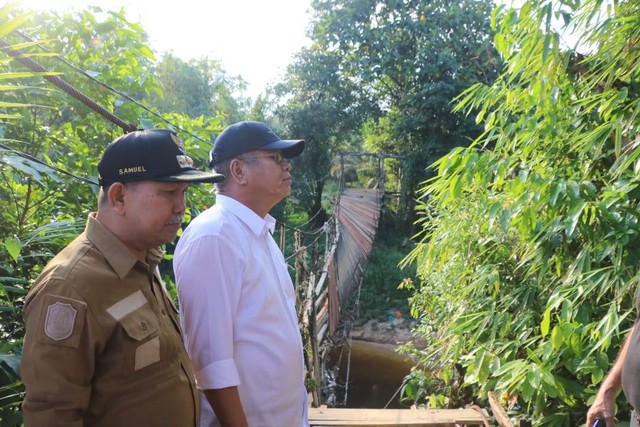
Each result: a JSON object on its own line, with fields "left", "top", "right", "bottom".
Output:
{"left": 175, "top": 192, "right": 187, "bottom": 212}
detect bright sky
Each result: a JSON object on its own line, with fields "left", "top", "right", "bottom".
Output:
{"left": 16, "top": 0, "right": 313, "bottom": 99}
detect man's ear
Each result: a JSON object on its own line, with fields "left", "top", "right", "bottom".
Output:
{"left": 107, "top": 182, "right": 127, "bottom": 215}
{"left": 228, "top": 159, "right": 248, "bottom": 185}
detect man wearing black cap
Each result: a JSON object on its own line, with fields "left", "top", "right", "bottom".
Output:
{"left": 21, "top": 129, "right": 224, "bottom": 427}
{"left": 174, "top": 121, "right": 309, "bottom": 427}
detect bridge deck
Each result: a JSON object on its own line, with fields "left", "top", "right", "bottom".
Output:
{"left": 309, "top": 407, "right": 490, "bottom": 426}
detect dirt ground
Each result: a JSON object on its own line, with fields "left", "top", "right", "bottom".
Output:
{"left": 350, "top": 318, "right": 423, "bottom": 347}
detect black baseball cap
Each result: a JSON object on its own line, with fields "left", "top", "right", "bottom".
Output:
{"left": 209, "top": 121, "right": 305, "bottom": 165}
{"left": 98, "top": 129, "right": 225, "bottom": 187}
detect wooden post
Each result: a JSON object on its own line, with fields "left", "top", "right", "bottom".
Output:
{"left": 488, "top": 391, "right": 514, "bottom": 427}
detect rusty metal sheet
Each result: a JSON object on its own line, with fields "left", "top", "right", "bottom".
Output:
{"left": 329, "top": 188, "right": 382, "bottom": 333}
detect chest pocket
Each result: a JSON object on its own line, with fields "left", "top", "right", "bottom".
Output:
{"left": 121, "top": 309, "right": 158, "bottom": 340}
{"left": 121, "top": 309, "right": 161, "bottom": 372}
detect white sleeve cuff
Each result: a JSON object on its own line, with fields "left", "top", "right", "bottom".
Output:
{"left": 194, "top": 358, "right": 240, "bottom": 390}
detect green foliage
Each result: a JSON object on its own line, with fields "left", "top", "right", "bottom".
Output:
{"left": 355, "top": 232, "right": 415, "bottom": 322}
{"left": 400, "top": 368, "right": 452, "bottom": 409}
{"left": 149, "top": 53, "right": 250, "bottom": 122}
{"left": 404, "top": 0, "right": 640, "bottom": 424}
{"left": 307, "top": 0, "right": 501, "bottom": 227}
{"left": 272, "top": 0, "right": 502, "bottom": 232}
{"left": 0, "top": 346, "right": 22, "bottom": 426}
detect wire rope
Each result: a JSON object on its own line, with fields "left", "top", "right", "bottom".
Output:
{"left": 14, "top": 31, "right": 213, "bottom": 146}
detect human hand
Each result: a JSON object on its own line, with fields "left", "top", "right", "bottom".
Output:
{"left": 585, "top": 393, "right": 616, "bottom": 427}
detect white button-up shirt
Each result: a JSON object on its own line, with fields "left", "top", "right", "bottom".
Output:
{"left": 174, "top": 195, "right": 308, "bottom": 427}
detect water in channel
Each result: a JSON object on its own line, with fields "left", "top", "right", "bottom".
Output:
{"left": 328, "top": 339, "right": 415, "bottom": 409}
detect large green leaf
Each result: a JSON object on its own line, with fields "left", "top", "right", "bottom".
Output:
{"left": 1, "top": 153, "right": 62, "bottom": 185}
{"left": 3, "top": 237, "right": 20, "bottom": 263}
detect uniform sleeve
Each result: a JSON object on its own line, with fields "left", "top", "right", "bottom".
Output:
{"left": 21, "top": 281, "right": 100, "bottom": 426}
{"left": 174, "top": 233, "right": 243, "bottom": 391}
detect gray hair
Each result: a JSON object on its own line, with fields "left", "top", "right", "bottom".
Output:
{"left": 212, "top": 160, "right": 231, "bottom": 191}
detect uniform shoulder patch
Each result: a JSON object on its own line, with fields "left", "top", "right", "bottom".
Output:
{"left": 37, "top": 294, "right": 87, "bottom": 348}
{"left": 45, "top": 301, "right": 77, "bottom": 340}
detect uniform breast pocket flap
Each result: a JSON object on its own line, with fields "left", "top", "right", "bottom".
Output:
{"left": 121, "top": 309, "right": 158, "bottom": 341}
{"left": 121, "top": 310, "right": 161, "bottom": 371}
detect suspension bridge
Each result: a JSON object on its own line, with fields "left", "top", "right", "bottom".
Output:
{"left": 280, "top": 154, "right": 492, "bottom": 426}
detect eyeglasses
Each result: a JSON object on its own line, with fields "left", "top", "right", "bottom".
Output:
{"left": 237, "top": 152, "right": 289, "bottom": 165}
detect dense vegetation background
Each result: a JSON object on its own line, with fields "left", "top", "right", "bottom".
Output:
{"left": 2, "top": 0, "right": 640, "bottom": 425}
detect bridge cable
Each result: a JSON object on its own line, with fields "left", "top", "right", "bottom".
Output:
{"left": 0, "top": 33, "right": 212, "bottom": 186}
{"left": 13, "top": 31, "right": 213, "bottom": 146}
{"left": 284, "top": 228, "right": 326, "bottom": 262}
{"left": 0, "top": 37, "right": 137, "bottom": 133}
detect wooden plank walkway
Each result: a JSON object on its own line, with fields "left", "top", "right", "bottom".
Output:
{"left": 308, "top": 407, "right": 490, "bottom": 426}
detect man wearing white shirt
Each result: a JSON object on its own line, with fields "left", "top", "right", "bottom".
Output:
{"left": 174, "top": 121, "right": 309, "bottom": 427}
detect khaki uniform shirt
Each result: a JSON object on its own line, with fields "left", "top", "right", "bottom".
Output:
{"left": 21, "top": 214, "right": 199, "bottom": 427}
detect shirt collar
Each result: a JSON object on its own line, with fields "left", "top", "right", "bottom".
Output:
{"left": 85, "top": 213, "right": 162, "bottom": 279}
{"left": 216, "top": 194, "right": 275, "bottom": 236}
